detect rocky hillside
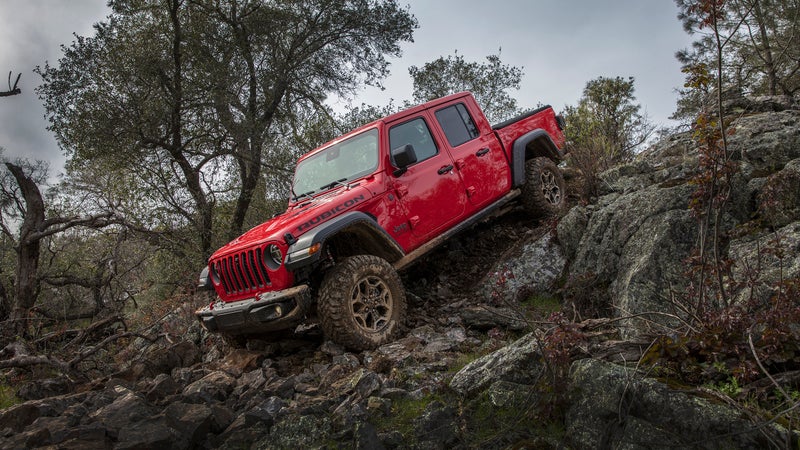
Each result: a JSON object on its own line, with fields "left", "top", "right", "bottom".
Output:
{"left": 2, "top": 97, "right": 799, "bottom": 449}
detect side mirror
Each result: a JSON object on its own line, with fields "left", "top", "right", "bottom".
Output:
{"left": 391, "top": 144, "right": 417, "bottom": 176}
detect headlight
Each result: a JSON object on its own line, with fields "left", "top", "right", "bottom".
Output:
{"left": 266, "top": 244, "right": 283, "bottom": 268}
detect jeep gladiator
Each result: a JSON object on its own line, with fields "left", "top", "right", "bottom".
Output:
{"left": 196, "top": 91, "right": 566, "bottom": 350}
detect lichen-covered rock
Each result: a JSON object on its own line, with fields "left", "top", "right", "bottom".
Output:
{"left": 478, "top": 232, "right": 566, "bottom": 305}
{"left": 255, "top": 414, "right": 333, "bottom": 449}
{"left": 414, "top": 400, "right": 459, "bottom": 448}
{"left": 449, "top": 332, "right": 544, "bottom": 397}
{"left": 730, "top": 110, "right": 800, "bottom": 172}
{"left": 729, "top": 221, "right": 800, "bottom": 304}
{"left": 565, "top": 181, "right": 697, "bottom": 336}
{"left": 758, "top": 158, "right": 800, "bottom": 227}
{"left": 567, "top": 358, "right": 790, "bottom": 449}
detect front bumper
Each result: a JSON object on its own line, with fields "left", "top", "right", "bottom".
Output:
{"left": 196, "top": 285, "right": 311, "bottom": 336}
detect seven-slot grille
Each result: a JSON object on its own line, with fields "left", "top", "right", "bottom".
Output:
{"left": 212, "top": 247, "right": 271, "bottom": 295}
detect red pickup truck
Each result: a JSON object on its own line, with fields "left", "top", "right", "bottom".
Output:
{"left": 196, "top": 92, "right": 566, "bottom": 350}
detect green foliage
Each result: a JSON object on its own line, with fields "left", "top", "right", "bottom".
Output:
{"left": 674, "top": 0, "right": 800, "bottom": 121}
{"left": 562, "top": 76, "right": 654, "bottom": 199}
{"left": 0, "top": 380, "right": 20, "bottom": 409}
{"left": 409, "top": 51, "right": 523, "bottom": 123}
{"left": 373, "top": 393, "right": 447, "bottom": 440}
{"left": 36, "top": 0, "right": 418, "bottom": 256}
{"left": 521, "top": 293, "right": 562, "bottom": 319}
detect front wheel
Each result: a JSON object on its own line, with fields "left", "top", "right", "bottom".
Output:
{"left": 317, "top": 255, "right": 406, "bottom": 351}
{"left": 521, "top": 156, "right": 566, "bottom": 217}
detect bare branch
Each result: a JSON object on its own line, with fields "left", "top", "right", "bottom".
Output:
{"left": 0, "top": 71, "right": 21, "bottom": 97}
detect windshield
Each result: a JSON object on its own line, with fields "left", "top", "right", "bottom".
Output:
{"left": 292, "top": 128, "right": 379, "bottom": 199}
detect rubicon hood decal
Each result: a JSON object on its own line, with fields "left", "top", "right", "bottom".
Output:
{"left": 296, "top": 193, "right": 366, "bottom": 233}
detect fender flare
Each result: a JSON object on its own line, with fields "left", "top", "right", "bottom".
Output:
{"left": 285, "top": 211, "right": 404, "bottom": 270}
{"left": 511, "top": 129, "right": 564, "bottom": 187}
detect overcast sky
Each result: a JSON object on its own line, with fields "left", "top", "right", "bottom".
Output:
{"left": 0, "top": 0, "right": 694, "bottom": 178}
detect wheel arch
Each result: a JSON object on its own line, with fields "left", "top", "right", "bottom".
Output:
{"left": 285, "top": 211, "right": 404, "bottom": 271}
{"left": 511, "top": 129, "right": 564, "bottom": 187}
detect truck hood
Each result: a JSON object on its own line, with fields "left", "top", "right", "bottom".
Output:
{"left": 211, "top": 185, "right": 372, "bottom": 258}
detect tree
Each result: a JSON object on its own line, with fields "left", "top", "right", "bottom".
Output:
{"left": 0, "top": 155, "right": 118, "bottom": 336}
{"left": 37, "top": 0, "right": 417, "bottom": 260}
{"left": 409, "top": 51, "right": 523, "bottom": 123}
{"left": 563, "top": 76, "right": 653, "bottom": 160}
{"left": 673, "top": 0, "right": 800, "bottom": 120}
{"left": 562, "top": 76, "right": 654, "bottom": 199}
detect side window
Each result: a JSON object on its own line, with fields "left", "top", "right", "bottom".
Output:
{"left": 435, "top": 103, "right": 480, "bottom": 147}
{"left": 389, "top": 117, "right": 438, "bottom": 164}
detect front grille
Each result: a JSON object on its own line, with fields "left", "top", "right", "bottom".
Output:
{"left": 212, "top": 247, "right": 271, "bottom": 296}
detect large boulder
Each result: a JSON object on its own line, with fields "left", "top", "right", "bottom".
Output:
{"left": 562, "top": 181, "right": 696, "bottom": 336}
{"left": 449, "top": 332, "right": 544, "bottom": 397}
{"left": 558, "top": 107, "right": 800, "bottom": 337}
{"left": 567, "top": 358, "right": 792, "bottom": 448}
{"left": 477, "top": 232, "right": 566, "bottom": 305}
{"left": 729, "top": 110, "right": 800, "bottom": 172}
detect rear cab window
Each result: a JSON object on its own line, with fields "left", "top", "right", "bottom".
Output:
{"left": 434, "top": 103, "right": 480, "bottom": 147}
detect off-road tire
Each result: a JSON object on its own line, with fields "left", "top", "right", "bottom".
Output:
{"left": 317, "top": 255, "right": 406, "bottom": 351}
{"left": 521, "top": 156, "right": 565, "bottom": 217}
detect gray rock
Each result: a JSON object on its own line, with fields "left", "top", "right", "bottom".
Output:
{"left": 478, "top": 232, "right": 566, "bottom": 305}
{"left": 729, "top": 221, "right": 800, "bottom": 304}
{"left": 557, "top": 205, "right": 590, "bottom": 260}
{"left": 116, "top": 418, "right": 183, "bottom": 450}
{"left": 354, "top": 421, "right": 385, "bottom": 450}
{"left": 486, "top": 380, "right": 535, "bottom": 409}
{"left": 163, "top": 402, "right": 214, "bottom": 446}
{"left": 459, "top": 305, "right": 528, "bottom": 331}
{"left": 119, "top": 339, "right": 200, "bottom": 381}
{"left": 730, "top": 110, "right": 800, "bottom": 172}
{"left": 257, "top": 414, "right": 333, "bottom": 449}
{"left": 89, "top": 387, "right": 155, "bottom": 438}
{"left": 354, "top": 370, "right": 383, "bottom": 399}
{"left": 758, "top": 158, "right": 800, "bottom": 227}
{"left": 0, "top": 391, "right": 87, "bottom": 436}
{"left": 449, "top": 332, "right": 545, "bottom": 397}
{"left": 145, "top": 373, "right": 181, "bottom": 402}
{"left": 567, "top": 358, "right": 790, "bottom": 449}
{"left": 414, "top": 400, "right": 459, "bottom": 448}
{"left": 16, "top": 376, "right": 73, "bottom": 400}
{"left": 182, "top": 370, "right": 235, "bottom": 403}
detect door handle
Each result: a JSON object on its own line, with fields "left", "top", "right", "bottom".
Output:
{"left": 438, "top": 165, "right": 454, "bottom": 175}
{"left": 476, "top": 147, "right": 490, "bottom": 157}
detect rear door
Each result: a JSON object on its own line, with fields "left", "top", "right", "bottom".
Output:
{"left": 388, "top": 114, "right": 468, "bottom": 241}
{"left": 432, "top": 100, "right": 511, "bottom": 208}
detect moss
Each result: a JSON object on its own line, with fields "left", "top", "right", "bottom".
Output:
{"left": 0, "top": 382, "right": 20, "bottom": 409}
{"left": 521, "top": 293, "right": 562, "bottom": 319}
{"left": 373, "top": 392, "right": 453, "bottom": 442}
{"left": 463, "top": 391, "right": 565, "bottom": 448}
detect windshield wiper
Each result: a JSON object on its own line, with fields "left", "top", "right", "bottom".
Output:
{"left": 292, "top": 190, "right": 315, "bottom": 202}
{"left": 319, "top": 178, "right": 348, "bottom": 191}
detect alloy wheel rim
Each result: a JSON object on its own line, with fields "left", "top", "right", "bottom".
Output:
{"left": 350, "top": 275, "right": 393, "bottom": 332}
{"left": 540, "top": 170, "right": 562, "bottom": 205}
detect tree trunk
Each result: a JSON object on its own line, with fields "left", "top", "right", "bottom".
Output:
{"left": 5, "top": 163, "right": 45, "bottom": 336}
{"left": 752, "top": 0, "right": 779, "bottom": 95}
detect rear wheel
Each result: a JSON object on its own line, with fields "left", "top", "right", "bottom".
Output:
{"left": 521, "top": 156, "right": 565, "bottom": 217}
{"left": 317, "top": 255, "right": 406, "bottom": 351}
